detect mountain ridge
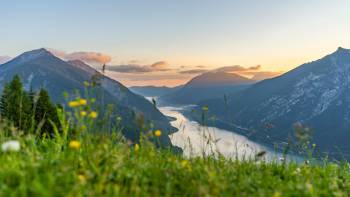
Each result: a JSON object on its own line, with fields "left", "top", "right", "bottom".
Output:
{"left": 0, "top": 48, "right": 177, "bottom": 148}
{"left": 160, "top": 70, "right": 255, "bottom": 105}
{"left": 196, "top": 47, "right": 350, "bottom": 158}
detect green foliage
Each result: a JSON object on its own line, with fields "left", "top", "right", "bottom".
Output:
{"left": 34, "top": 89, "right": 61, "bottom": 137}
{"left": 0, "top": 132, "right": 349, "bottom": 196}
{"left": 0, "top": 75, "right": 32, "bottom": 131}
{"left": 0, "top": 76, "right": 349, "bottom": 196}
{"left": 0, "top": 75, "right": 61, "bottom": 137}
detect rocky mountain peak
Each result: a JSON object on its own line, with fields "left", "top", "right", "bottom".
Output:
{"left": 9, "top": 48, "right": 54, "bottom": 65}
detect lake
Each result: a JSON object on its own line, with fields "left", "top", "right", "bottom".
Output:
{"left": 159, "top": 105, "right": 300, "bottom": 162}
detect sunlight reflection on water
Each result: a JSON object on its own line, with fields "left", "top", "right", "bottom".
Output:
{"left": 159, "top": 105, "right": 300, "bottom": 162}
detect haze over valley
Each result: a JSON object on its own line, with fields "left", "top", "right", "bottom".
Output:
{"left": 3, "top": 1, "right": 350, "bottom": 195}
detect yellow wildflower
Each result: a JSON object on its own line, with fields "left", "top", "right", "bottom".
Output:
{"left": 134, "top": 144, "right": 140, "bottom": 152}
{"left": 79, "top": 99, "right": 87, "bottom": 105}
{"left": 80, "top": 111, "right": 87, "bottom": 116}
{"left": 83, "top": 81, "right": 90, "bottom": 87}
{"left": 77, "top": 174, "right": 87, "bottom": 184}
{"left": 181, "top": 160, "right": 189, "bottom": 168}
{"left": 154, "top": 130, "right": 162, "bottom": 137}
{"left": 272, "top": 191, "right": 281, "bottom": 197}
{"left": 68, "top": 101, "right": 80, "bottom": 107}
{"left": 202, "top": 106, "right": 209, "bottom": 111}
{"left": 69, "top": 140, "right": 81, "bottom": 150}
{"left": 89, "top": 111, "right": 98, "bottom": 119}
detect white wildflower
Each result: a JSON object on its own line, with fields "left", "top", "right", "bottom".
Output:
{"left": 279, "top": 157, "right": 285, "bottom": 162}
{"left": 1, "top": 140, "right": 20, "bottom": 152}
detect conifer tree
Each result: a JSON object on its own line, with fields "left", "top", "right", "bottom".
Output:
{"left": 0, "top": 83, "right": 11, "bottom": 118}
{"left": 35, "top": 89, "right": 60, "bottom": 137}
{"left": 0, "top": 76, "right": 61, "bottom": 136}
{"left": 1, "top": 75, "right": 32, "bottom": 130}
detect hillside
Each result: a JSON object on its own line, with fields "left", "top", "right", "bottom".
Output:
{"left": 0, "top": 48, "right": 176, "bottom": 147}
{"left": 197, "top": 47, "right": 350, "bottom": 158}
{"left": 161, "top": 71, "right": 255, "bottom": 105}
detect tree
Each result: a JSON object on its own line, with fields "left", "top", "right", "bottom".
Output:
{"left": 35, "top": 89, "right": 61, "bottom": 137}
{"left": 0, "top": 83, "right": 11, "bottom": 118}
{"left": 0, "top": 75, "right": 32, "bottom": 131}
{"left": 0, "top": 76, "right": 61, "bottom": 137}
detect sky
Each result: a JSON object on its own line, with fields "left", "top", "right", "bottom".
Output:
{"left": 1, "top": 0, "right": 350, "bottom": 86}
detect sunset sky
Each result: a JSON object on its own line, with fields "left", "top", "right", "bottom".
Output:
{"left": 1, "top": 0, "right": 350, "bottom": 86}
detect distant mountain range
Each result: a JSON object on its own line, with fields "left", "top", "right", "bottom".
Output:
{"left": 196, "top": 47, "right": 350, "bottom": 158}
{"left": 130, "top": 85, "right": 183, "bottom": 97}
{"left": 0, "top": 48, "right": 177, "bottom": 148}
{"left": 160, "top": 71, "right": 255, "bottom": 105}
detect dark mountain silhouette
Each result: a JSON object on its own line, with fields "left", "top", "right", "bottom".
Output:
{"left": 161, "top": 71, "right": 255, "bottom": 105}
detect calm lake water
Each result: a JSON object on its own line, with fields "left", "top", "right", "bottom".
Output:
{"left": 159, "top": 105, "right": 300, "bottom": 161}
{"left": 141, "top": 96, "right": 301, "bottom": 161}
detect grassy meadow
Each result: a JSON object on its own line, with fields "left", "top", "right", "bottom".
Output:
{"left": 1, "top": 130, "right": 350, "bottom": 196}
{"left": 0, "top": 78, "right": 349, "bottom": 196}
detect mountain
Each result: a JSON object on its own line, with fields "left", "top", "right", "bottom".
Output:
{"left": 0, "top": 48, "right": 177, "bottom": 147}
{"left": 160, "top": 71, "right": 255, "bottom": 105}
{"left": 130, "top": 85, "right": 183, "bottom": 97}
{"left": 197, "top": 47, "right": 350, "bottom": 158}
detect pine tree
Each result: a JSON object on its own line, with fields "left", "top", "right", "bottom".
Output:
{"left": 1, "top": 75, "right": 61, "bottom": 137}
{"left": 35, "top": 89, "right": 60, "bottom": 137}
{"left": 0, "top": 83, "right": 11, "bottom": 118}
{"left": 7, "top": 75, "right": 26, "bottom": 129}
{"left": 0, "top": 75, "right": 33, "bottom": 132}
{"left": 26, "top": 87, "right": 36, "bottom": 132}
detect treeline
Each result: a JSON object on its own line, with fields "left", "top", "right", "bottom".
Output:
{"left": 0, "top": 75, "right": 60, "bottom": 137}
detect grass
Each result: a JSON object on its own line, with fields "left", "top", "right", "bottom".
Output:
{"left": 0, "top": 89, "right": 349, "bottom": 196}
{"left": 0, "top": 132, "right": 350, "bottom": 196}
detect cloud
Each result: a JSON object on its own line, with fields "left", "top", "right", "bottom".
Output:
{"left": 106, "top": 61, "right": 171, "bottom": 73}
{"left": 107, "top": 64, "right": 152, "bottom": 73}
{"left": 178, "top": 65, "right": 261, "bottom": 75}
{"left": 215, "top": 65, "right": 261, "bottom": 73}
{"left": 0, "top": 56, "right": 12, "bottom": 64}
{"left": 179, "top": 69, "right": 209, "bottom": 74}
{"left": 64, "top": 52, "right": 111, "bottom": 64}
{"left": 214, "top": 65, "right": 283, "bottom": 80}
{"left": 150, "top": 61, "right": 170, "bottom": 71}
{"left": 47, "top": 48, "right": 111, "bottom": 65}
{"left": 177, "top": 64, "right": 282, "bottom": 81}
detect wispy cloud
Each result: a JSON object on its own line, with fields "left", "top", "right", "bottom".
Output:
{"left": 47, "top": 48, "right": 111, "bottom": 65}
{"left": 178, "top": 65, "right": 261, "bottom": 75}
{"left": 106, "top": 61, "right": 171, "bottom": 73}
{"left": 215, "top": 65, "right": 261, "bottom": 73}
{"left": 0, "top": 56, "right": 12, "bottom": 64}
{"left": 65, "top": 52, "right": 111, "bottom": 64}
{"left": 178, "top": 64, "right": 282, "bottom": 81}
{"left": 179, "top": 69, "right": 209, "bottom": 74}
{"left": 149, "top": 61, "right": 171, "bottom": 71}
